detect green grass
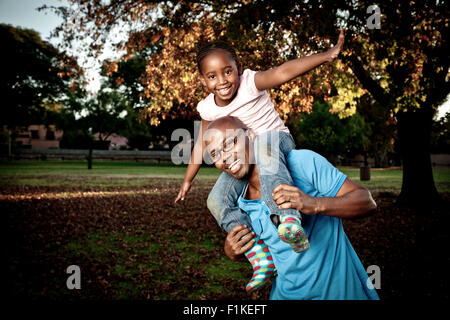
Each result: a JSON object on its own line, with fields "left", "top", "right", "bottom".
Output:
{"left": 56, "top": 230, "right": 249, "bottom": 299}
{"left": 0, "top": 160, "right": 221, "bottom": 176}
{"left": 0, "top": 160, "right": 222, "bottom": 187}
{"left": 1, "top": 160, "right": 449, "bottom": 192}
{"left": 340, "top": 166, "right": 450, "bottom": 193}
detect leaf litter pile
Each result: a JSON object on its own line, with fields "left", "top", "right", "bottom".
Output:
{"left": 3, "top": 177, "right": 449, "bottom": 300}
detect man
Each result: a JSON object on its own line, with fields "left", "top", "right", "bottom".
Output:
{"left": 204, "top": 116, "right": 379, "bottom": 300}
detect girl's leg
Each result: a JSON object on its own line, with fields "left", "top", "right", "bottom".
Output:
{"left": 244, "top": 234, "right": 276, "bottom": 293}
{"left": 254, "top": 130, "right": 299, "bottom": 218}
{"left": 207, "top": 171, "right": 250, "bottom": 233}
{"left": 254, "top": 131, "right": 309, "bottom": 253}
{"left": 207, "top": 172, "right": 276, "bottom": 292}
{"left": 278, "top": 215, "right": 310, "bottom": 253}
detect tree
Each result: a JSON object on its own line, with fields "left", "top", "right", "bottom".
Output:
{"left": 430, "top": 111, "right": 450, "bottom": 154}
{"left": 54, "top": 87, "right": 133, "bottom": 168}
{"left": 102, "top": 48, "right": 166, "bottom": 150}
{"left": 102, "top": 46, "right": 198, "bottom": 149}
{"left": 344, "top": 111, "right": 371, "bottom": 165}
{"left": 0, "top": 24, "right": 82, "bottom": 129}
{"left": 292, "top": 100, "right": 369, "bottom": 161}
{"left": 356, "top": 94, "right": 397, "bottom": 168}
{"left": 47, "top": 0, "right": 449, "bottom": 205}
{"left": 102, "top": 48, "right": 154, "bottom": 110}
{"left": 44, "top": 1, "right": 343, "bottom": 125}
{"left": 293, "top": 101, "right": 347, "bottom": 158}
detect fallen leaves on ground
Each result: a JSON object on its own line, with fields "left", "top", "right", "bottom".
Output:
{"left": 3, "top": 182, "right": 449, "bottom": 300}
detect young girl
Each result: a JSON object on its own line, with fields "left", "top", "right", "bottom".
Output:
{"left": 175, "top": 29, "right": 345, "bottom": 293}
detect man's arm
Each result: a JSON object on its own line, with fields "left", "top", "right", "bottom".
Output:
{"left": 272, "top": 178, "right": 377, "bottom": 219}
{"left": 224, "top": 179, "right": 375, "bottom": 261}
{"left": 254, "top": 28, "right": 344, "bottom": 91}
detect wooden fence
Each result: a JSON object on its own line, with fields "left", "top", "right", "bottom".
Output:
{"left": 3, "top": 148, "right": 173, "bottom": 163}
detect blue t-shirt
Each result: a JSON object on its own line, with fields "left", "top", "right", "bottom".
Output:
{"left": 237, "top": 150, "right": 380, "bottom": 300}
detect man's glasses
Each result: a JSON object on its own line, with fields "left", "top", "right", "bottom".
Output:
{"left": 206, "top": 130, "right": 246, "bottom": 163}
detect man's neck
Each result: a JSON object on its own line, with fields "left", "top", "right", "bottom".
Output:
{"left": 243, "top": 165, "right": 262, "bottom": 200}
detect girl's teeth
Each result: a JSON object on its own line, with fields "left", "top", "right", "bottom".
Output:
{"left": 219, "top": 87, "right": 231, "bottom": 95}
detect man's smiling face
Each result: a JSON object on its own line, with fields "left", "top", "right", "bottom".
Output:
{"left": 204, "top": 120, "right": 254, "bottom": 180}
{"left": 199, "top": 49, "right": 241, "bottom": 107}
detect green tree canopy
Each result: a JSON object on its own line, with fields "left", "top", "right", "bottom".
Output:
{"left": 293, "top": 101, "right": 369, "bottom": 160}
{"left": 0, "top": 23, "right": 83, "bottom": 128}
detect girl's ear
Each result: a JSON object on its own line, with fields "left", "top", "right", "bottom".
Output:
{"left": 237, "top": 63, "right": 243, "bottom": 76}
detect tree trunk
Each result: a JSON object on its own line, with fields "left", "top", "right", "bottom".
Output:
{"left": 360, "top": 165, "right": 371, "bottom": 181}
{"left": 360, "top": 151, "right": 370, "bottom": 181}
{"left": 375, "top": 145, "right": 388, "bottom": 168}
{"left": 396, "top": 108, "right": 440, "bottom": 206}
{"left": 87, "top": 140, "right": 93, "bottom": 170}
{"left": 87, "top": 147, "right": 93, "bottom": 169}
{"left": 8, "top": 129, "right": 12, "bottom": 160}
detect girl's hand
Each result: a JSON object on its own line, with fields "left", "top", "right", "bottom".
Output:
{"left": 174, "top": 180, "right": 192, "bottom": 203}
{"left": 272, "top": 184, "right": 319, "bottom": 215}
{"left": 326, "top": 28, "right": 345, "bottom": 61}
{"left": 224, "top": 225, "right": 255, "bottom": 261}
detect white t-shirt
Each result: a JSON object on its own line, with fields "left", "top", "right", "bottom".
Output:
{"left": 196, "top": 69, "right": 290, "bottom": 136}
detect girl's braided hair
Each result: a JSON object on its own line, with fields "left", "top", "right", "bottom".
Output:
{"left": 196, "top": 40, "right": 239, "bottom": 74}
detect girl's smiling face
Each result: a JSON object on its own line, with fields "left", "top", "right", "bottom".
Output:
{"left": 199, "top": 49, "right": 241, "bottom": 107}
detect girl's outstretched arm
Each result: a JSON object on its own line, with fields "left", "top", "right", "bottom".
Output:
{"left": 174, "top": 119, "right": 211, "bottom": 203}
{"left": 254, "top": 28, "right": 345, "bottom": 91}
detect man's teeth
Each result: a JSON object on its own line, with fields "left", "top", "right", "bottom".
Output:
{"left": 229, "top": 159, "right": 241, "bottom": 171}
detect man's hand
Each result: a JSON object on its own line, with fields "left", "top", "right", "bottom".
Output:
{"left": 272, "top": 184, "right": 319, "bottom": 215}
{"left": 273, "top": 179, "right": 377, "bottom": 219}
{"left": 224, "top": 225, "right": 255, "bottom": 261}
{"left": 326, "top": 28, "right": 345, "bottom": 61}
{"left": 174, "top": 181, "right": 192, "bottom": 203}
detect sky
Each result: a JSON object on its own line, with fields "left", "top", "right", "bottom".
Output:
{"left": 1, "top": 0, "right": 449, "bottom": 118}
{"left": 0, "top": 0, "right": 63, "bottom": 41}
